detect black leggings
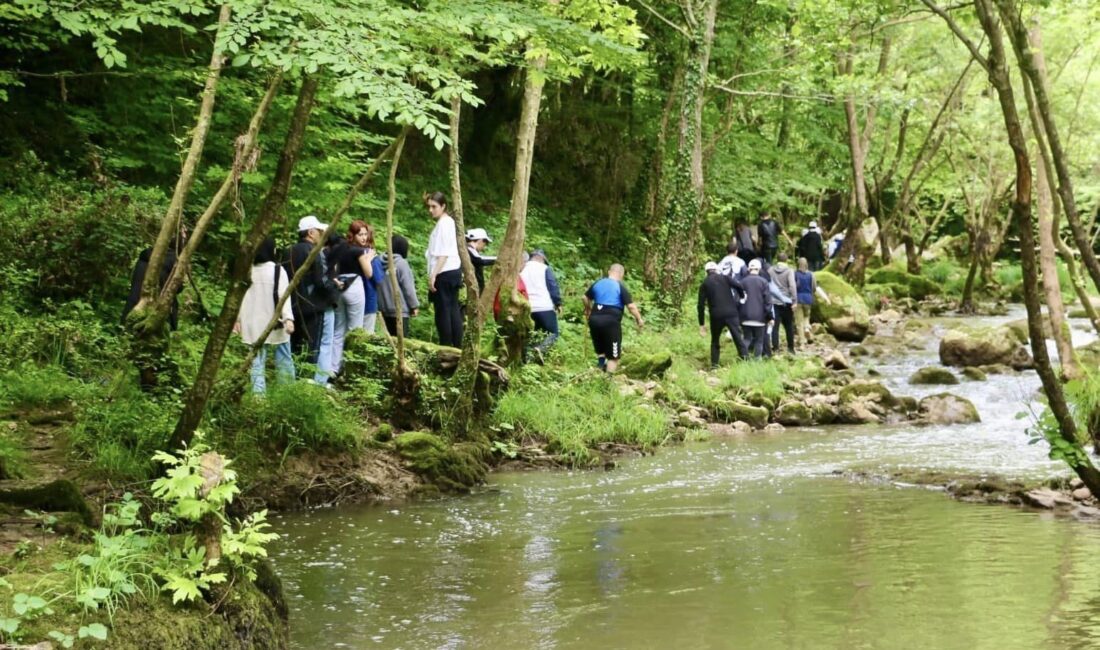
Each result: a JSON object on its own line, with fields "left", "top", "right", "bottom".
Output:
{"left": 383, "top": 315, "right": 411, "bottom": 338}
{"left": 431, "top": 269, "right": 464, "bottom": 347}
{"left": 771, "top": 303, "right": 795, "bottom": 353}
{"left": 709, "top": 314, "right": 746, "bottom": 366}
{"left": 291, "top": 307, "right": 324, "bottom": 364}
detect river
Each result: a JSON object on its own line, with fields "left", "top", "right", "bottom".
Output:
{"left": 270, "top": 310, "right": 1100, "bottom": 649}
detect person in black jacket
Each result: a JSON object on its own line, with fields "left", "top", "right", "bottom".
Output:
{"left": 285, "top": 215, "right": 340, "bottom": 365}
{"left": 464, "top": 228, "right": 496, "bottom": 292}
{"left": 698, "top": 262, "right": 747, "bottom": 368}
{"left": 757, "top": 212, "right": 781, "bottom": 264}
{"left": 121, "top": 234, "right": 184, "bottom": 330}
{"left": 739, "top": 258, "right": 774, "bottom": 358}
{"left": 796, "top": 220, "right": 826, "bottom": 271}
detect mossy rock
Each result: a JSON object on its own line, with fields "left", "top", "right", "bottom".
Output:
{"left": 939, "top": 326, "right": 1033, "bottom": 369}
{"left": 838, "top": 380, "right": 899, "bottom": 408}
{"left": 909, "top": 366, "right": 959, "bottom": 385}
{"left": 863, "top": 282, "right": 909, "bottom": 303}
{"left": 866, "top": 268, "right": 941, "bottom": 300}
{"left": 393, "top": 432, "right": 487, "bottom": 492}
{"left": 711, "top": 400, "right": 769, "bottom": 429}
{"left": 740, "top": 389, "right": 777, "bottom": 413}
{"left": 961, "top": 367, "right": 987, "bottom": 381}
{"left": 1005, "top": 318, "right": 1060, "bottom": 344}
{"left": 775, "top": 401, "right": 813, "bottom": 426}
{"left": 620, "top": 350, "right": 673, "bottom": 379}
{"left": 811, "top": 272, "right": 871, "bottom": 341}
{"left": 0, "top": 479, "right": 94, "bottom": 526}
{"left": 918, "top": 393, "right": 980, "bottom": 425}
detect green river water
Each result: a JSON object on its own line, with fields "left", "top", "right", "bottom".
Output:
{"left": 270, "top": 313, "right": 1100, "bottom": 649}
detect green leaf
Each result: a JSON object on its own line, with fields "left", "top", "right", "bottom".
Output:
{"left": 79, "top": 623, "right": 109, "bottom": 640}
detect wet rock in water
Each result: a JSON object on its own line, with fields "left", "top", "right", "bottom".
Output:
{"left": 822, "top": 349, "right": 849, "bottom": 370}
{"left": 711, "top": 400, "right": 768, "bottom": 430}
{"left": 1073, "top": 487, "right": 1092, "bottom": 501}
{"left": 1005, "top": 318, "right": 1056, "bottom": 343}
{"left": 961, "top": 367, "right": 987, "bottom": 381}
{"left": 979, "top": 363, "right": 1013, "bottom": 375}
{"left": 1071, "top": 477, "right": 1084, "bottom": 489}
{"left": 811, "top": 272, "right": 871, "bottom": 342}
{"left": 620, "top": 350, "right": 673, "bottom": 379}
{"left": 867, "top": 368, "right": 882, "bottom": 377}
{"left": 1022, "top": 488, "right": 1074, "bottom": 510}
{"left": 677, "top": 407, "right": 708, "bottom": 429}
{"left": 868, "top": 308, "right": 905, "bottom": 337}
{"left": 393, "top": 432, "right": 487, "bottom": 492}
{"left": 707, "top": 421, "right": 752, "bottom": 437}
{"left": 775, "top": 401, "right": 814, "bottom": 426}
{"left": 849, "top": 345, "right": 870, "bottom": 357}
{"left": 838, "top": 399, "right": 881, "bottom": 424}
{"left": 839, "top": 380, "right": 900, "bottom": 408}
{"left": 762, "top": 423, "right": 785, "bottom": 434}
{"left": 939, "top": 326, "right": 1034, "bottom": 369}
{"left": 909, "top": 366, "right": 959, "bottom": 385}
{"left": 918, "top": 393, "right": 980, "bottom": 425}
{"left": 804, "top": 395, "right": 839, "bottom": 424}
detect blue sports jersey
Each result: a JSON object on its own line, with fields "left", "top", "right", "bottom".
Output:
{"left": 585, "top": 278, "right": 633, "bottom": 310}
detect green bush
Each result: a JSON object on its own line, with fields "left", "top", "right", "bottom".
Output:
{"left": 69, "top": 386, "right": 176, "bottom": 481}
{"left": 0, "top": 365, "right": 93, "bottom": 411}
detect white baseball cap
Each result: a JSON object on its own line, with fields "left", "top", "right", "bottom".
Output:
{"left": 465, "top": 228, "right": 492, "bottom": 242}
{"left": 748, "top": 258, "right": 762, "bottom": 272}
{"left": 808, "top": 220, "right": 819, "bottom": 229}
{"left": 704, "top": 261, "right": 718, "bottom": 272}
{"left": 297, "top": 215, "right": 328, "bottom": 232}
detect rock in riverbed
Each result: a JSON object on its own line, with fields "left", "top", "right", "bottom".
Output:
{"left": 918, "top": 393, "right": 980, "bottom": 425}
{"left": 909, "top": 366, "right": 959, "bottom": 385}
{"left": 939, "top": 326, "right": 1033, "bottom": 369}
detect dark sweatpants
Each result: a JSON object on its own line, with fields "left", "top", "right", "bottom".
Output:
{"left": 745, "top": 325, "right": 768, "bottom": 358}
{"left": 383, "top": 315, "right": 411, "bottom": 338}
{"left": 291, "top": 307, "right": 323, "bottom": 365}
{"left": 771, "top": 303, "right": 796, "bottom": 353}
{"left": 709, "top": 314, "right": 746, "bottom": 366}
{"left": 431, "top": 269, "right": 464, "bottom": 347}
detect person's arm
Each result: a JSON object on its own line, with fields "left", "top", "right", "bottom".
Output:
{"left": 698, "top": 284, "right": 707, "bottom": 335}
{"left": 399, "top": 260, "right": 420, "bottom": 316}
{"left": 356, "top": 250, "right": 374, "bottom": 279}
{"left": 788, "top": 273, "right": 798, "bottom": 305}
{"left": 583, "top": 285, "right": 594, "bottom": 320}
{"left": 627, "top": 302, "right": 644, "bottom": 329}
{"left": 278, "top": 268, "right": 296, "bottom": 333}
{"left": 546, "top": 268, "right": 562, "bottom": 310}
{"left": 429, "top": 256, "right": 446, "bottom": 292}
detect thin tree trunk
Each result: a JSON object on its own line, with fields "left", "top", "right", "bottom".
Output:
{"left": 656, "top": 0, "right": 718, "bottom": 316}
{"left": 168, "top": 76, "right": 318, "bottom": 452}
{"left": 448, "top": 96, "right": 487, "bottom": 439}
{"left": 959, "top": 229, "right": 980, "bottom": 313}
{"left": 964, "top": 0, "right": 1100, "bottom": 494}
{"left": 996, "top": 0, "right": 1100, "bottom": 303}
{"left": 1036, "top": 144, "right": 1079, "bottom": 379}
{"left": 142, "top": 4, "right": 231, "bottom": 304}
{"left": 642, "top": 64, "right": 683, "bottom": 285}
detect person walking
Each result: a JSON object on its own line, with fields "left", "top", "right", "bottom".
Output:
{"left": 796, "top": 220, "right": 826, "bottom": 271}
{"left": 520, "top": 249, "right": 562, "bottom": 363}
{"left": 735, "top": 220, "right": 756, "bottom": 262}
{"left": 425, "top": 191, "right": 463, "bottom": 347}
{"left": 583, "top": 264, "right": 643, "bottom": 373}
{"left": 767, "top": 252, "right": 798, "bottom": 354}
{"left": 465, "top": 228, "right": 496, "bottom": 293}
{"left": 739, "top": 259, "right": 773, "bottom": 358}
{"left": 698, "top": 261, "right": 747, "bottom": 368}
{"left": 794, "top": 256, "right": 827, "bottom": 346}
{"left": 378, "top": 235, "right": 420, "bottom": 337}
{"left": 757, "top": 212, "right": 781, "bottom": 264}
{"left": 236, "top": 238, "right": 295, "bottom": 394}
{"left": 717, "top": 239, "right": 746, "bottom": 278}
{"left": 286, "top": 215, "right": 339, "bottom": 368}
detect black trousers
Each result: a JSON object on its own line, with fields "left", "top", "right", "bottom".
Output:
{"left": 431, "top": 269, "right": 464, "bottom": 347}
{"left": 709, "top": 314, "right": 746, "bottom": 366}
{"left": 762, "top": 246, "right": 778, "bottom": 264}
{"left": 771, "top": 303, "right": 795, "bottom": 353}
{"left": 383, "top": 314, "right": 411, "bottom": 338}
{"left": 291, "top": 307, "right": 324, "bottom": 365}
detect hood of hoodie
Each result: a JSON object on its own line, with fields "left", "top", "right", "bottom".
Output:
{"left": 383, "top": 253, "right": 405, "bottom": 270}
{"left": 771, "top": 262, "right": 791, "bottom": 275}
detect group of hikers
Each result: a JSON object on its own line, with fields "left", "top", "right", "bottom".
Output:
{"left": 698, "top": 218, "right": 831, "bottom": 369}
{"left": 125, "top": 193, "right": 832, "bottom": 394}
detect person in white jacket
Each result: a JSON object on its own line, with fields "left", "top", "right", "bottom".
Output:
{"left": 236, "top": 238, "right": 296, "bottom": 394}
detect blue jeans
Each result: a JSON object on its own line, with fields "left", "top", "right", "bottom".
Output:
{"left": 332, "top": 280, "right": 365, "bottom": 376}
{"left": 251, "top": 342, "right": 295, "bottom": 394}
{"left": 314, "top": 308, "right": 335, "bottom": 384}
{"left": 530, "top": 310, "right": 560, "bottom": 353}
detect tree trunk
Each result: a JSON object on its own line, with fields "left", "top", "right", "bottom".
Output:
{"left": 168, "top": 76, "right": 318, "bottom": 452}
{"left": 1036, "top": 144, "right": 1079, "bottom": 379}
{"left": 381, "top": 132, "right": 417, "bottom": 427}
{"left": 656, "top": 0, "right": 718, "bottom": 316}
{"left": 967, "top": 0, "right": 1100, "bottom": 494}
{"left": 996, "top": 1, "right": 1100, "bottom": 304}
{"left": 127, "top": 71, "right": 282, "bottom": 391}
{"left": 448, "top": 96, "right": 488, "bottom": 440}
{"left": 479, "top": 53, "right": 547, "bottom": 320}
{"left": 958, "top": 229, "right": 980, "bottom": 314}
{"left": 642, "top": 64, "right": 683, "bottom": 285}
{"left": 141, "top": 4, "right": 231, "bottom": 305}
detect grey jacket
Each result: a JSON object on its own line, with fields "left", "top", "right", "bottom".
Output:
{"left": 768, "top": 263, "right": 797, "bottom": 304}
{"left": 377, "top": 254, "right": 420, "bottom": 317}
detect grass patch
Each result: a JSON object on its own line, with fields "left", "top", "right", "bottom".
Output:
{"left": 718, "top": 356, "right": 823, "bottom": 402}
{"left": 69, "top": 384, "right": 176, "bottom": 482}
{"left": 493, "top": 378, "right": 669, "bottom": 464}
{"left": 0, "top": 365, "right": 92, "bottom": 411}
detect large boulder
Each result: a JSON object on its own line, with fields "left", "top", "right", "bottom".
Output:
{"left": 775, "top": 401, "right": 813, "bottom": 426}
{"left": 909, "top": 366, "right": 959, "bottom": 385}
{"left": 918, "top": 393, "right": 980, "bottom": 425}
{"left": 620, "top": 350, "right": 673, "bottom": 379}
{"left": 711, "top": 400, "right": 769, "bottom": 429}
{"left": 938, "top": 326, "right": 1033, "bottom": 369}
{"left": 836, "top": 380, "right": 913, "bottom": 424}
{"left": 811, "top": 272, "right": 871, "bottom": 342}
{"left": 866, "top": 268, "right": 942, "bottom": 300}
{"left": 1005, "top": 318, "right": 1056, "bottom": 343}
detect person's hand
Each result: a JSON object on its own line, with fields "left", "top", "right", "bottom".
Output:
{"left": 699, "top": 325, "right": 706, "bottom": 337}
{"left": 429, "top": 275, "right": 437, "bottom": 292}
{"left": 335, "top": 278, "right": 345, "bottom": 290}
{"left": 556, "top": 305, "right": 563, "bottom": 315}
{"left": 232, "top": 322, "right": 241, "bottom": 335}
{"left": 411, "top": 308, "right": 419, "bottom": 317}
{"left": 285, "top": 320, "right": 295, "bottom": 334}
{"left": 365, "top": 248, "right": 377, "bottom": 262}
{"left": 636, "top": 317, "right": 645, "bottom": 330}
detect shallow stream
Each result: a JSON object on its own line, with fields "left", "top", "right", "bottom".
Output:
{"left": 271, "top": 310, "right": 1100, "bottom": 649}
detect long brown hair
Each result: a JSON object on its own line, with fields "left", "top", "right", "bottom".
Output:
{"left": 348, "top": 220, "right": 375, "bottom": 248}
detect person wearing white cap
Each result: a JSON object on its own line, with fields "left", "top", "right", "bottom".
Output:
{"left": 739, "top": 258, "right": 774, "bottom": 358}
{"left": 797, "top": 220, "right": 826, "bottom": 271}
{"left": 425, "top": 191, "right": 463, "bottom": 346}
{"left": 286, "top": 215, "right": 340, "bottom": 367}
{"left": 465, "top": 227, "right": 496, "bottom": 293}
{"left": 698, "top": 261, "right": 747, "bottom": 368}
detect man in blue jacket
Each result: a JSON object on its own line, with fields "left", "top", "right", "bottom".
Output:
{"left": 583, "top": 264, "right": 644, "bottom": 373}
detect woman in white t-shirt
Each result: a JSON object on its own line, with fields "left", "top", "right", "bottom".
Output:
{"left": 425, "top": 191, "right": 464, "bottom": 346}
